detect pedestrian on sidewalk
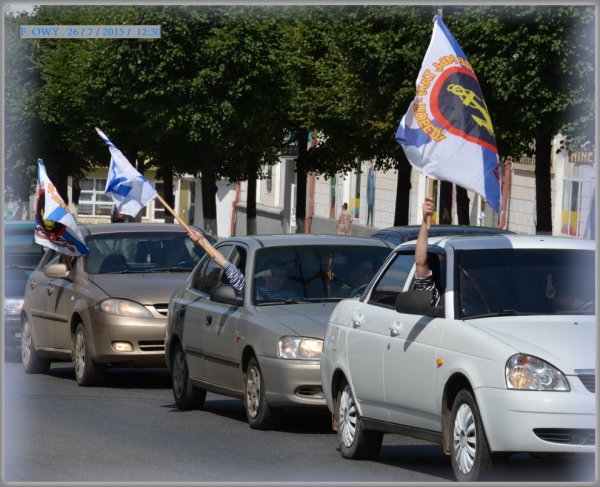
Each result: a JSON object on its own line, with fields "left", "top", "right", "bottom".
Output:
{"left": 336, "top": 202, "right": 353, "bottom": 236}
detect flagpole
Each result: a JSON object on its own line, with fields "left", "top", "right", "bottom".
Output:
{"left": 427, "top": 179, "right": 435, "bottom": 229}
{"left": 155, "top": 194, "right": 215, "bottom": 258}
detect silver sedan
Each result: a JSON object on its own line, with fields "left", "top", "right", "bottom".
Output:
{"left": 165, "top": 234, "right": 393, "bottom": 429}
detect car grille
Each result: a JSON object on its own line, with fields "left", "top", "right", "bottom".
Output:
{"left": 139, "top": 340, "right": 165, "bottom": 352}
{"left": 534, "top": 428, "right": 595, "bottom": 446}
{"left": 152, "top": 303, "right": 169, "bottom": 317}
{"left": 577, "top": 373, "right": 595, "bottom": 393}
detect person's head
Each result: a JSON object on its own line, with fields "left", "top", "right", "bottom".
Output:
{"left": 349, "top": 259, "right": 374, "bottom": 287}
{"left": 262, "top": 258, "right": 287, "bottom": 291}
{"left": 342, "top": 203, "right": 348, "bottom": 210}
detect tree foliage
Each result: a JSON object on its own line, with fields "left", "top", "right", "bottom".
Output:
{"left": 4, "top": 5, "right": 594, "bottom": 233}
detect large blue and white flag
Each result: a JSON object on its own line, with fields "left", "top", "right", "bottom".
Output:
{"left": 396, "top": 15, "right": 501, "bottom": 213}
{"left": 34, "top": 159, "right": 89, "bottom": 256}
{"left": 96, "top": 127, "right": 158, "bottom": 217}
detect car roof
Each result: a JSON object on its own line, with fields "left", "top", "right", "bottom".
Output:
{"left": 371, "top": 224, "right": 513, "bottom": 240}
{"left": 3, "top": 220, "right": 37, "bottom": 231}
{"left": 401, "top": 233, "right": 595, "bottom": 251}
{"left": 216, "top": 234, "right": 394, "bottom": 249}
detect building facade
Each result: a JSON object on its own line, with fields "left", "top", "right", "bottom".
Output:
{"left": 203, "top": 137, "right": 595, "bottom": 240}
{"left": 24, "top": 137, "right": 592, "bottom": 241}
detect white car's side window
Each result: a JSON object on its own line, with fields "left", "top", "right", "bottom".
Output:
{"left": 368, "top": 252, "right": 415, "bottom": 308}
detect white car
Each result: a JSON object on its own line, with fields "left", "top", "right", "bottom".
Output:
{"left": 320, "top": 234, "right": 595, "bottom": 481}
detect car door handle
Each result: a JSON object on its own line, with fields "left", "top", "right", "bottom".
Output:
{"left": 47, "top": 285, "right": 54, "bottom": 295}
{"left": 178, "top": 306, "right": 186, "bottom": 318}
{"left": 205, "top": 315, "right": 213, "bottom": 326}
{"left": 30, "top": 280, "right": 36, "bottom": 289}
{"left": 389, "top": 321, "right": 403, "bottom": 337}
{"left": 351, "top": 312, "right": 364, "bottom": 328}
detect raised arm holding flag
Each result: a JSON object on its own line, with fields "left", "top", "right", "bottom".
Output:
{"left": 95, "top": 127, "right": 214, "bottom": 258}
{"left": 34, "top": 159, "right": 89, "bottom": 257}
{"left": 396, "top": 14, "right": 501, "bottom": 215}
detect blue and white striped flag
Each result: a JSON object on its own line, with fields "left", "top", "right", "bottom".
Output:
{"left": 96, "top": 127, "right": 158, "bottom": 217}
{"left": 34, "top": 159, "right": 89, "bottom": 256}
{"left": 396, "top": 15, "right": 501, "bottom": 213}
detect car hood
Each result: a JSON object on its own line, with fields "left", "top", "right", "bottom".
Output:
{"left": 89, "top": 273, "right": 190, "bottom": 305}
{"left": 467, "top": 315, "right": 595, "bottom": 372}
{"left": 254, "top": 302, "right": 338, "bottom": 339}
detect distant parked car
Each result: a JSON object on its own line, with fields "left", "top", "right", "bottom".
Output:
{"left": 3, "top": 221, "right": 46, "bottom": 350}
{"left": 370, "top": 224, "right": 513, "bottom": 247}
{"left": 321, "top": 234, "right": 595, "bottom": 481}
{"left": 165, "top": 234, "right": 393, "bottom": 429}
{"left": 21, "top": 223, "right": 215, "bottom": 385}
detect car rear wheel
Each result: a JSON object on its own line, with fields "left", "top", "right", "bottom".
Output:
{"left": 171, "top": 343, "right": 206, "bottom": 410}
{"left": 244, "top": 357, "right": 282, "bottom": 430}
{"left": 336, "top": 383, "right": 382, "bottom": 459}
{"left": 73, "top": 323, "right": 106, "bottom": 386}
{"left": 449, "top": 389, "right": 495, "bottom": 481}
{"left": 21, "top": 317, "right": 50, "bottom": 374}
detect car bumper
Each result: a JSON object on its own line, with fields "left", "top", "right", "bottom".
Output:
{"left": 4, "top": 314, "right": 22, "bottom": 348}
{"left": 476, "top": 385, "right": 595, "bottom": 453}
{"left": 258, "top": 355, "right": 326, "bottom": 407}
{"left": 87, "top": 313, "right": 167, "bottom": 367}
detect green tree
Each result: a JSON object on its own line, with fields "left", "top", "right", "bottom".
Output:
{"left": 447, "top": 5, "right": 595, "bottom": 232}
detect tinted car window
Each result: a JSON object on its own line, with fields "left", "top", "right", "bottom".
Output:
{"left": 4, "top": 228, "right": 45, "bottom": 268}
{"left": 252, "top": 245, "right": 390, "bottom": 304}
{"left": 85, "top": 232, "right": 203, "bottom": 274}
{"left": 456, "top": 248, "right": 595, "bottom": 318}
{"left": 368, "top": 251, "right": 416, "bottom": 308}
{"left": 191, "top": 244, "right": 234, "bottom": 294}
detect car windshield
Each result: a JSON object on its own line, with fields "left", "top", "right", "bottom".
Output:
{"left": 457, "top": 248, "right": 595, "bottom": 318}
{"left": 253, "top": 245, "right": 390, "bottom": 304}
{"left": 4, "top": 228, "right": 45, "bottom": 269}
{"left": 85, "top": 232, "right": 204, "bottom": 274}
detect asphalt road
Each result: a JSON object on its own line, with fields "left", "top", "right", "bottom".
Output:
{"left": 2, "top": 350, "right": 596, "bottom": 484}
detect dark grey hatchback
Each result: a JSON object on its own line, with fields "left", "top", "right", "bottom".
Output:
{"left": 3, "top": 221, "right": 46, "bottom": 350}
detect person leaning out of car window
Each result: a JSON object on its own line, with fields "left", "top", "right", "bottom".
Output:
{"left": 187, "top": 230, "right": 298, "bottom": 301}
{"left": 412, "top": 196, "right": 441, "bottom": 306}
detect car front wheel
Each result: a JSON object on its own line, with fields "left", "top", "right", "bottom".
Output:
{"left": 73, "top": 323, "right": 106, "bottom": 386}
{"left": 336, "top": 382, "right": 382, "bottom": 459}
{"left": 171, "top": 343, "right": 206, "bottom": 410}
{"left": 21, "top": 317, "right": 50, "bottom": 374}
{"left": 449, "top": 389, "right": 496, "bottom": 481}
{"left": 244, "top": 357, "right": 282, "bottom": 430}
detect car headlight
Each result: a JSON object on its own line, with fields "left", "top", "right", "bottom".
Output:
{"left": 4, "top": 298, "right": 24, "bottom": 316}
{"left": 278, "top": 336, "right": 323, "bottom": 360}
{"left": 505, "top": 353, "right": 570, "bottom": 391}
{"left": 96, "top": 299, "right": 153, "bottom": 318}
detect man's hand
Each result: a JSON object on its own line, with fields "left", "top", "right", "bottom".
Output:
{"left": 422, "top": 196, "right": 436, "bottom": 221}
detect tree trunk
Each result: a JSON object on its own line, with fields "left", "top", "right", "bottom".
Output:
{"left": 199, "top": 137, "right": 218, "bottom": 236}
{"left": 162, "top": 166, "right": 174, "bottom": 224}
{"left": 535, "top": 132, "right": 553, "bottom": 234}
{"left": 246, "top": 153, "right": 258, "bottom": 236}
{"left": 393, "top": 154, "right": 412, "bottom": 226}
{"left": 295, "top": 129, "right": 308, "bottom": 234}
{"left": 456, "top": 186, "right": 470, "bottom": 225}
{"left": 439, "top": 181, "right": 452, "bottom": 224}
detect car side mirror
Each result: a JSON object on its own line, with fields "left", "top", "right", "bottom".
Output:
{"left": 210, "top": 284, "right": 243, "bottom": 306}
{"left": 394, "top": 290, "right": 444, "bottom": 318}
{"left": 45, "top": 263, "right": 70, "bottom": 279}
